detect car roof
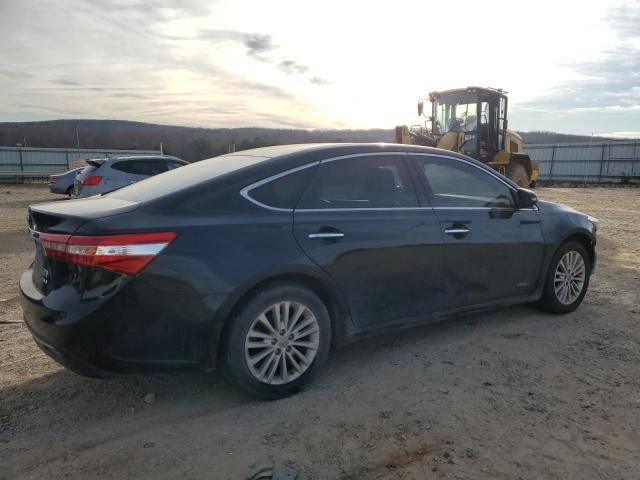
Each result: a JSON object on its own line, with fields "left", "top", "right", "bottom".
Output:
{"left": 222, "top": 142, "right": 471, "bottom": 159}
{"left": 108, "top": 155, "right": 185, "bottom": 162}
{"left": 107, "top": 143, "right": 516, "bottom": 203}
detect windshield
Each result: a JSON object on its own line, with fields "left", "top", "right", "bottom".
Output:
{"left": 434, "top": 92, "right": 478, "bottom": 134}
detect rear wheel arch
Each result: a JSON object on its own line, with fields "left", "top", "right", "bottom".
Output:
{"left": 214, "top": 271, "right": 349, "bottom": 367}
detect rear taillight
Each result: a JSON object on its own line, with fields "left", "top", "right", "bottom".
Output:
{"left": 39, "top": 232, "right": 176, "bottom": 275}
{"left": 48, "top": 176, "right": 58, "bottom": 184}
{"left": 82, "top": 175, "right": 102, "bottom": 186}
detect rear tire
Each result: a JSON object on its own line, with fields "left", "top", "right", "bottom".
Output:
{"left": 222, "top": 284, "right": 331, "bottom": 400}
{"left": 537, "top": 241, "right": 591, "bottom": 314}
{"left": 66, "top": 186, "right": 74, "bottom": 197}
{"left": 507, "top": 163, "right": 530, "bottom": 187}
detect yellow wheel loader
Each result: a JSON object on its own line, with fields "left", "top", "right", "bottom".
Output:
{"left": 395, "top": 86, "right": 539, "bottom": 187}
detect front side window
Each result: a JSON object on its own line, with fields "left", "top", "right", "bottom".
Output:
{"left": 416, "top": 156, "right": 514, "bottom": 208}
{"left": 297, "top": 155, "right": 418, "bottom": 209}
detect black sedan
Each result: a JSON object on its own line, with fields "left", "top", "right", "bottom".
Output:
{"left": 20, "top": 143, "right": 597, "bottom": 399}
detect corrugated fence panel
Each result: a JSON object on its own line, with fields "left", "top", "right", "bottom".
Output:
{"left": 525, "top": 141, "right": 640, "bottom": 183}
{"left": 0, "top": 147, "right": 161, "bottom": 178}
{"left": 0, "top": 149, "right": 22, "bottom": 171}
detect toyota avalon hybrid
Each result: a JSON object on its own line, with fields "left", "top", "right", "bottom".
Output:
{"left": 20, "top": 143, "right": 597, "bottom": 399}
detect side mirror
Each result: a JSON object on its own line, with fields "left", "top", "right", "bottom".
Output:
{"left": 417, "top": 101, "right": 424, "bottom": 116}
{"left": 516, "top": 188, "right": 538, "bottom": 209}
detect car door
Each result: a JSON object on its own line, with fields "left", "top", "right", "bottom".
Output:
{"left": 408, "top": 153, "right": 545, "bottom": 311}
{"left": 293, "top": 153, "right": 445, "bottom": 332}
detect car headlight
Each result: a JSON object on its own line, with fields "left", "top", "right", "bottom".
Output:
{"left": 587, "top": 215, "right": 599, "bottom": 232}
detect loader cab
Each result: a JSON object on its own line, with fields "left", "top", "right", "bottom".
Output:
{"left": 428, "top": 87, "right": 508, "bottom": 163}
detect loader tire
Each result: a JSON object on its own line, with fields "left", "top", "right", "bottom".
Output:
{"left": 507, "top": 163, "right": 530, "bottom": 187}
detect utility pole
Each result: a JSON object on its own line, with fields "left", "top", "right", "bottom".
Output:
{"left": 76, "top": 127, "right": 80, "bottom": 149}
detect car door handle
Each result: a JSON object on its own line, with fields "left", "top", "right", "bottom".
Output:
{"left": 444, "top": 228, "right": 470, "bottom": 235}
{"left": 308, "top": 232, "right": 345, "bottom": 239}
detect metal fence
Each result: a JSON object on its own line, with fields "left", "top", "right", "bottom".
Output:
{"left": 0, "top": 146, "right": 161, "bottom": 182}
{"left": 524, "top": 140, "right": 640, "bottom": 183}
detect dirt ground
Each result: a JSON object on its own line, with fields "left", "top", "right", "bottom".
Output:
{"left": 1, "top": 184, "right": 639, "bottom": 480}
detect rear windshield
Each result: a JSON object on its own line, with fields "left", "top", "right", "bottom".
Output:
{"left": 107, "top": 154, "right": 270, "bottom": 202}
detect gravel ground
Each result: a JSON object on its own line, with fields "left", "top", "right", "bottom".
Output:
{"left": 1, "top": 184, "right": 639, "bottom": 479}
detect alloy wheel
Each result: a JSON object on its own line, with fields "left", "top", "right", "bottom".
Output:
{"left": 244, "top": 301, "right": 320, "bottom": 385}
{"left": 554, "top": 251, "right": 586, "bottom": 305}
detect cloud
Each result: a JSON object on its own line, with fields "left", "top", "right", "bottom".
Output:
{"left": 310, "top": 76, "right": 332, "bottom": 86}
{"left": 0, "top": 2, "right": 333, "bottom": 129}
{"left": 606, "top": 2, "right": 640, "bottom": 39}
{"left": 197, "top": 28, "right": 329, "bottom": 85}
{"left": 0, "top": 69, "right": 32, "bottom": 79}
{"left": 52, "top": 79, "right": 81, "bottom": 86}
{"left": 197, "top": 29, "right": 276, "bottom": 57}
{"left": 522, "top": 1, "right": 640, "bottom": 111}
{"left": 278, "top": 60, "right": 308, "bottom": 75}
{"left": 243, "top": 33, "right": 275, "bottom": 57}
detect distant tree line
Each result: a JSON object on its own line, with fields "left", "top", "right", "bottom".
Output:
{"left": 0, "top": 120, "right": 625, "bottom": 162}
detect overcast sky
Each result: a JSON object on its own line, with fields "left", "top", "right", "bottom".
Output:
{"left": 0, "top": 0, "right": 638, "bottom": 136}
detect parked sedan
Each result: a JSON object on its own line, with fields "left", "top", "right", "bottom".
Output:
{"left": 21, "top": 144, "right": 597, "bottom": 399}
{"left": 73, "top": 155, "right": 188, "bottom": 197}
{"left": 47, "top": 167, "right": 83, "bottom": 196}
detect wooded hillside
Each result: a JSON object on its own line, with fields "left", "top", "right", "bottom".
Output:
{"left": 0, "top": 120, "right": 623, "bottom": 162}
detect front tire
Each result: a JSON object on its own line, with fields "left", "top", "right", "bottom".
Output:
{"left": 222, "top": 284, "right": 331, "bottom": 400}
{"left": 538, "top": 241, "right": 591, "bottom": 314}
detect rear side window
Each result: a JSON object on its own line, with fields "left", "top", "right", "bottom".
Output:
{"left": 111, "top": 161, "right": 135, "bottom": 173}
{"left": 165, "top": 160, "right": 186, "bottom": 171}
{"left": 297, "top": 155, "right": 418, "bottom": 209}
{"left": 111, "top": 160, "right": 167, "bottom": 175}
{"left": 247, "top": 167, "right": 316, "bottom": 209}
{"left": 141, "top": 161, "right": 168, "bottom": 175}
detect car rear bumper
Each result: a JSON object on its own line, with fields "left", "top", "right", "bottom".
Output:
{"left": 20, "top": 267, "right": 221, "bottom": 376}
{"left": 27, "top": 322, "right": 113, "bottom": 378}
{"left": 48, "top": 184, "right": 69, "bottom": 194}
{"left": 20, "top": 268, "right": 117, "bottom": 376}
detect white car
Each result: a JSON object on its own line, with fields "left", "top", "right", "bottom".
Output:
{"left": 74, "top": 155, "right": 188, "bottom": 197}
